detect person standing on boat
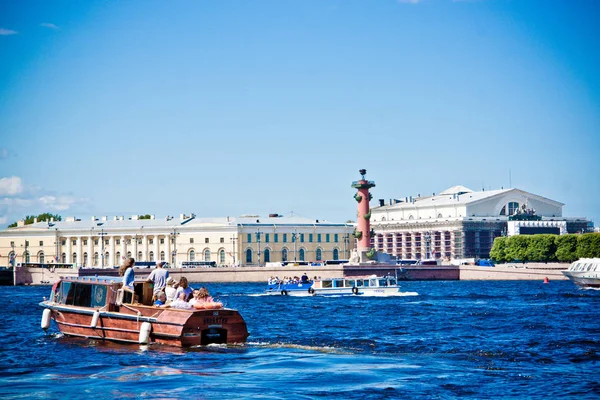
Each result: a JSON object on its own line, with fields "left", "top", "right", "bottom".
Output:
{"left": 146, "top": 261, "right": 169, "bottom": 299}
{"left": 119, "top": 258, "right": 136, "bottom": 291}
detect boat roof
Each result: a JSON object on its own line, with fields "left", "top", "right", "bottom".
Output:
{"left": 62, "top": 275, "right": 122, "bottom": 284}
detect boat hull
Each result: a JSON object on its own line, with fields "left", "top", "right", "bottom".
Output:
{"left": 312, "top": 286, "right": 401, "bottom": 296}
{"left": 41, "top": 302, "right": 249, "bottom": 347}
{"left": 561, "top": 271, "right": 600, "bottom": 288}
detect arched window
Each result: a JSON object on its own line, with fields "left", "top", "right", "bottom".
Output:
{"left": 408, "top": 215, "right": 414, "bottom": 220}
{"left": 127, "top": 251, "right": 132, "bottom": 259}
{"left": 38, "top": 251, "right": 45, "bottom": 264}
{"left": 264, "top": 249, "right": 271, "bottom": 263}
{"left": 189, "top": 249, "right": 195, "bottom": 262}
{"left": 316, "top": 248, "right": 322, "bottom": 261}
{"left": 25, "top": 251, "right": 31, "bottom": 263}
{"left": 8, "top": 251, "right": 15, "bottom": 266}
{"left": 508, "top": 202, "right": 519, "bottom": 216}
{"left": 72, "top": 253, "right": 77, "bottom": 264}
{"left": 61, "top": 253, "right": 66, "bottom": 263}
{"left": 299, "top": 248, "right": 305, "bottom": 261}
{"left": 246, "top": 249, "right": 252, "bottom": 263}
{"left": 137, "top": 251, "right": 143, "bottom": 261}
{"left": 94, "top": 252, "right": 99, "bottom": 266}
{"left": 149, "top": 251, "right": 154, "bottom": 262}
{"left": 83, "top": 252, "right": 88, "bottom": 266}
{"left": 160, "top": 251, "right": 165, "bottom": 261}
{"left": 333, "top": 248, "right": 339, "bottom": 260}
{"left": 437, "top": 213, "right": 443, "bottom": 219}
{"left": 281, "top": 248, "right": 288, "bottom": 262}
{"left": 104, "top": 252, "right": 110, "bottom": 266}
{"left": 204, "top": 249, "right": 211, "bottom": 262}
{"left": 115, "top": 251, "right": 121, "bottom": 265}
{"left": 219, "top": 249, "right": 226, "bottom": 264}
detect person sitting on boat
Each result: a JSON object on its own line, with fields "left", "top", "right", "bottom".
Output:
{"left": 191, "top": 287, "right": 223, "bottom": 309}
{"left": 118, "top": 257, "right": 136, "bottom": 291}
{"left": 188, "top": 289, "right": 201, "bottom": 306}
{"left": 146, "top": 261, "right": 169, "bottom": 300}
{"left": 154, "top": 292, "right": 168, "bottom": 307}
{"left": 165, "top": 277, "right": 178, "bottom": 304}
{"left": 301, "top": 273, "right": 309, "bottom": 283}
{"left": 175, "top": 276, "right": 193, "bottom": 301}
{"left": 171, "top": 292, "right": 193, "bottom": 309}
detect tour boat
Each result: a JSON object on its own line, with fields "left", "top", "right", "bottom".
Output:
{"left": 39, "top": 276, "right": 249, "bottom": 346}
{"left": 310, "top": 275, "right": 405, "bottom": 296}
{"left": 562, "top": 258, "right": 600, "bottom": 288}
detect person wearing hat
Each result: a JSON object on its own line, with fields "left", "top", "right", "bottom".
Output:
{"left": 165, "top": 277, "right": 178, "bottom": 304}
{"left": 147, "top": 261, "right": 170, "bottom": 300}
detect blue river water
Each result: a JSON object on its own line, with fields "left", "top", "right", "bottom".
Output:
{"left": 0, "top": 280, "right": 598, "bottom": 399}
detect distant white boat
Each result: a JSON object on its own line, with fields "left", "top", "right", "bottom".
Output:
{"left": 311, "top": 275, "right": 416, "bottom": 297}
{"left": 562, "top": 258, "right": 600, "bottom": 288}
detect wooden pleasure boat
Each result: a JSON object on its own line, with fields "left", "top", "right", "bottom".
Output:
{"left": 39, "top": 276, "right": 249, "bottom": 347}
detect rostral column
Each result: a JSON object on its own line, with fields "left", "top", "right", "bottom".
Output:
{"left": 352, "top": 169, "right": 375, "bottom": 258}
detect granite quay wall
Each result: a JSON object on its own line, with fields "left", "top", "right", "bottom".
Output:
{"left": 459, "top": 263, "right": 569, "bottom": 281}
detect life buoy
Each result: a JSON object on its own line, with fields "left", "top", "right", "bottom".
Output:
{"left": 139, "top": 322, "right": 152, "bottom": 344}
{"left": 41, "top": 309, "right": 52, "bottom": 330}
{"left": 281, "top": 290, "right": 288, "bottom": 296}
{"left": 308, "top": 287, "right": 315, "bottom": 295}
{"left": 352, "top": 287, "right": 359, "bottom": 295}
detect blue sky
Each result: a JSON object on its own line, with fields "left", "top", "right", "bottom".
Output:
{"left": 0, "top": 0, "right": 599, "bottom": 227}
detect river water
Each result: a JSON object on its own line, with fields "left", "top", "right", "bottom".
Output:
{"left": 1, "top": 280, "right": 598, "bottom": 399}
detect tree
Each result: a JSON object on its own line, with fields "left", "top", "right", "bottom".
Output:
{"left": 505, "top": 235, "right": 530, "bottom": 262}
{"left": 490, "top": 237, "right": 508, "bottom": 262}
{"left": 555, "top": 234, "right": 578, "bottom": 262}
{"left": 576, "top": 233, "right": 600, "bottom": 259}
{"left": 8, "top": 213, "right": 62, "bottom": 228}
{"left": 526, "top": 234, "right": 557, "bottom": 262}
{"left": 139, "top": 214, "right": 152, "bottom": 220}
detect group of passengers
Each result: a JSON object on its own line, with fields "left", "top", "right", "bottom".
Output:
{"left": 118, "top": 257, "right": 216, "bottom": 309}
{"left": 268, "top": 273, "right": 313, "bottom": 285}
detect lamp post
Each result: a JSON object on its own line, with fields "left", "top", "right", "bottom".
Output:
{"left": 11, "top": 242, "right": 15, "bottom": 286}
{"left": 255, "top": 230, "right": 261, "bottom": 266}
{"left": 230, "top": 235, "right": 237, "bottom": 266}
{"left": 98, "top": 228, "right": 107, "bottom": 268}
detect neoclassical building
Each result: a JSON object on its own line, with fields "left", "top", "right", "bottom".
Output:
{"left": 0, "top": 213, "right": 354, "bottom": 268}
{"left": 370, "top": 185, "right": 592, "bottom": 260}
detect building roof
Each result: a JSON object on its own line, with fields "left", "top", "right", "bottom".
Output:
{"left": 439, "top": 185, "right": 474, "bottom": 195}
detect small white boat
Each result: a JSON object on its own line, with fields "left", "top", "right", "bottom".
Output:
{"left": 311, "top": 275, "right": 413, "bottom": 296}
{"left": 562, "top": 258, "right": 600, "bottom": 288}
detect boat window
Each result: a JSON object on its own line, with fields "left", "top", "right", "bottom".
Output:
{"left": 356, "top": 280, "right": 364, "bottom": 287}
{"left": 322, "top": 280, "right": 332, "bottom": 288}
{"left": 92, "top": 285, "right": 107, "bottom": 307}
{"left": 362, "top": 279, "right": 370, "bottom": 287}
{"left": 344, "top": 280, "right": 355, "bottom": 288}
{"left": 333, "top": 280, "right": 344, "bottom": 288}
{"left": 378, "top": 279, "right": 388, "bottom": 287}
{"left": 60, "top": 281, "right": 72, "bottom": 304}
{"left": 64, "top": 283, "right": 92, "bottom": 307}
{"left": 388, "top": 278, "right": 397, "bottom": 286}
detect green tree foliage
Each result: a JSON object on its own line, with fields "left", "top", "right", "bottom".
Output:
{"left": 555, "top": 234, "right": 578, "bottom": 262}
{"left": 139, "top": 214, "right": 152, "bottom": 220}
{"left": 505, "top": 235, "right": 530, "bottom": 262}
{"left": 526, "top": 234, "right": 557, "bottom": 262}
{"left": 8, "top": 213, "right": 62, "bottom": 228}
{"left": 489, "top": 237, "right": 508, "bottom": 262}
{"left": 576, "top": 233, "right": 600, "bottom": 258}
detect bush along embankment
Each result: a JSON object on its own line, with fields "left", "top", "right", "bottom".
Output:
{"left": 490, "top": 233, "right": 600, "bottom": 263}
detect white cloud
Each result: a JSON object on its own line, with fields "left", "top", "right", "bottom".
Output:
{"left": 39, "top": 195, "right": 84, "bottom": 211}
{"left": 0, "top": 28, "right": 18, "bottom": 36}
{"left": 40, "top": 23, "right": 60, "bottom": 30}
{"left": 0, "top": 177, "right": 24, "bottom": 196}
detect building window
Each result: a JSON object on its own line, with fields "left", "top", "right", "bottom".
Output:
{"left": 116, "top": 239, "right": 121, "bottom": 245}
{"left": 137, "top": 239, "right": 142, "bottom": 245}
{"left": 94, "top": 252, "right": 99, "bottom": 266}
{"left": 316, "top": 248, "right": 322, "bottom": 261}
{"left": 104, "top": 252, "right": 109, "bottom": 265}
{"left": 10, "top": 241, "right": 14, "bottom": 247}
{"left": 300, "top": 234, "right": 305, "bottom": 243}
{"left": 149, "top": 251, "right": 154, "bottom": 262}
{"left": 247, "top": 234, "right": 252, "bottom": 243}
{"left": 72, "top": 240, "right": 76, "bottom": 246}
{"left": 72, "top": 253, "right": 77, "bottom": 264}
{"left": 189, "top": 250, "right": 195, "bottom": 262}
{"left": 408, "top": 215, "right": 414, "bottom": 220}
{"left": 283, "top": 233, "right": 287, "bottom": 243}
{"left": 204, "top": 249, "right": 211, "bottom": 262}
{"left": 40, "top": 241, "right": 44, "bottom": 246}
{"left": 508, "top": 202, "right": 519, "bottom": 216}
{"left": 265, "top": 234, "right": 270, "bottom": 243}
{"left": 190, "top": 238, "right": 194, "bottom": 244}
{"left": 39, "top": 252, "right": 45, "bottom": 264}
{"left": 334, "top": 234, "right": 339, "bottom": 243}
{"left": 83, "top": 240, "right": 87, "bottom": 246}
{"left": 205, "top": 238, "right": 209, "bottom": 244}
{"left": 137, "top": 251, "right": 142, "bottom": 260}
{"left": 61, "top": 240, "right": 66, "bottom": 246}
{"left": 309, "top": 234, "right": 313, "bottom": 243}
{"left": 246, "top": 249, "right": 252, "bottom": 263}
{"left": 264, "top": 249, "right": 271, "bottom": 263}
{"left": 220, "top": 238, "right": 224, "bottom": 243}
{"left": 333, "top": 248, "right": 339, "bottom": 260}
{"left": 94, "top": 240, "right": 99, "bottom": 245}
{"left": 317, "top": 234, "right": 322, "bottom": 243}
{"left": 160, "top": 238, "right": 165, "bottom": 244}
{"left": 274, "top": 234, "right": 278, "bottom": 243}
{"left": 105, "top": 240, "right": 109, "bottom": 245}
{"left": 148, "top": 239, "right": 153, "bottom": 245}
{"left": 127, "top": 251, "right": 132, "bottom": 258}
{"left": 299, "top": 248, "right": 305, "bottom": 261}
{"left": 219, "top": 249, "right": 226, "bottom": 264}
{"left": 160, "top": 251, "right": 165, "bottom": 261}
{"left": 282, "top": 248, "right": 288, "bottom": 262}
{"left": 115, "top": 252, "right": 121, "bottom": 264}
{"left": 61, "top": 253, "right": 66, "bottom": 263}
{"left": 83, "top": 252, "right": 87, "bottom": 266}
{"left": 437, "top": 213, "right": 443, "bottom": 219}
{"left": 326, "top": 234, "right": 330, "bottom": 243}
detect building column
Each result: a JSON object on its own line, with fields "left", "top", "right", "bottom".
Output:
{"left": 66, "top": 237, "right": 72, "bottom": 263}
{"left": 121, "top": 235, "right": 126, "bottom": 263}
{"left": 165, "top": 234, "right": 171, "bottom": 263}
{"left": 143, "top": 235, "right": 148, "bottom": 261}
{"left": 109, "top": 236, "right": 115, "bottom": 267}
{"left": 154, "top": 236, "right": 159, "bottom": 262}
{"left": 392, "top": 233, "right": 398, "bottom": 257}
{"left": 77, "top": 237, "right": 83, "bottom": 267}
{"left": 87, "top": 236, "right": 93, "bottom": 267}
{"left": 401, "top": 233, "right": 407, "bottom": 259}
